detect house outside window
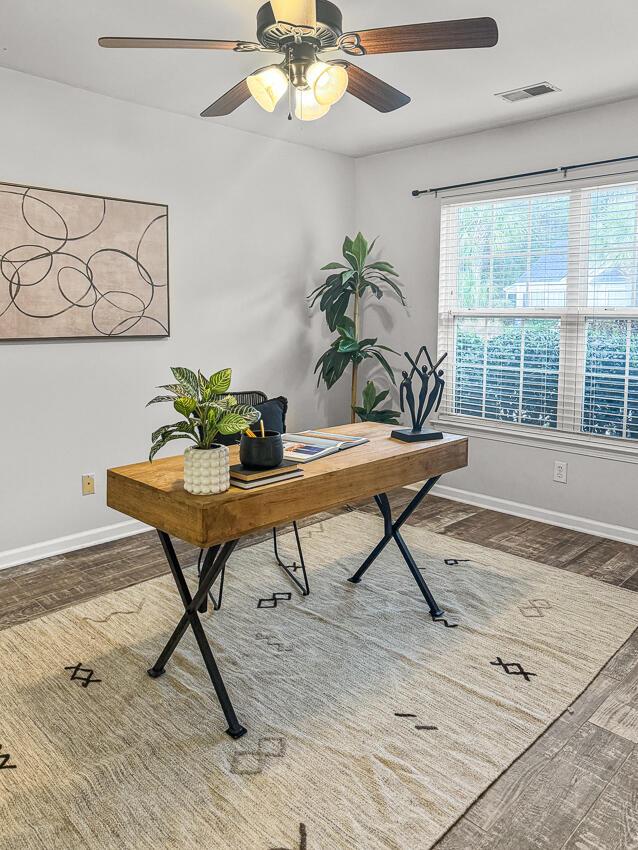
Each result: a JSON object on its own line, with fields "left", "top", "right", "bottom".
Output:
{"left": 437, "top": 179, "right": 638, "bottom": 446}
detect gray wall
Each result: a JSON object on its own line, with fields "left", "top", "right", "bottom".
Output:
{"left": 0, "top": 68, "right": 354, "bottom": 559}
{"left": 355, "top": 97, "right": 638, "bottom": 539}
{"left": 3, "top": 67, "right": 637, "bottom": 565}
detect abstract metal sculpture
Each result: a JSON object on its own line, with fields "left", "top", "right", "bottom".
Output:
{"left": 391, "top": 345, "right": 447, "bottom": 442}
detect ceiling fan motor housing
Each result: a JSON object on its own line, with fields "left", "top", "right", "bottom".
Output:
{"left": 256, "top": 0, "right": 343, "bottom": 50}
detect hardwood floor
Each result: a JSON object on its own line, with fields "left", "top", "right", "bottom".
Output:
{"left": 1, "top": 491, "right": 636, "bottom": 849}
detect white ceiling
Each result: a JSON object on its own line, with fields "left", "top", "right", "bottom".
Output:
{"left": 2, "top": 0, "right": 638, "bottom": 157}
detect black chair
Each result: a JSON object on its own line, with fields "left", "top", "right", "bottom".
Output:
{"left": 196, "top": 391, "right": 309, "bottom": 611}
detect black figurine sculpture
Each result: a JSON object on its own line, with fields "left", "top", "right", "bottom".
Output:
{"left": 391, "top": 345, "right": 447, "bottom": 442}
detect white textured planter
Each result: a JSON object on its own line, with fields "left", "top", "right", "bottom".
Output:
{"left": 183, "top": 445, "right": 230, "bottom": 495}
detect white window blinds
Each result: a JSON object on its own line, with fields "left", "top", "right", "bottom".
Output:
{"left": 438, "top": 179, "right": 638, "bottom": 443}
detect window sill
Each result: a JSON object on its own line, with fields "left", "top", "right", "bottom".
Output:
{"left": 431, "top": 416, "right": 638, "bottom": 464}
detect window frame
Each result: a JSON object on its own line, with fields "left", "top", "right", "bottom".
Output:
{"left": 435, "top": 176, "right": 638, "bottom": 460}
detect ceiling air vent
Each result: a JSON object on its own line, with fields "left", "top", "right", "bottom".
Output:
{"left": 497, "top": 82, "right": 560, "bottom": 103}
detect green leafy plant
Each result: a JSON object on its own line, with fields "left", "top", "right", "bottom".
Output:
{"left": 146, "top": 367, "right": 260, "bottom": 461}
{"left": 314, "top": 316, "right": 395, "bottom": 390}
{"left": 353, "top": 381, "right": 401, "bottom": 425}
{"left": 309, "top": 233, "right": 406, "bottom": 422}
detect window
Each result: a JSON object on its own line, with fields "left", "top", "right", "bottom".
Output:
{"left": 584, "top": 319, "right": 638, "bottom": 440}
{"left": 438, "top": 180, "right": 638, "bottom": 445}
{"left": 455, "top": 317, "right": 560, "bottom": 427}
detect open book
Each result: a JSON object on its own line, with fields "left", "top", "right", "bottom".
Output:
{"left": 282, "top": 430, "right": 369, "bottom": 463}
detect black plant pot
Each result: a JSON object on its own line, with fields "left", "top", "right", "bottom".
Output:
{"left": 239, "top": 431, "right": 284, "bottom": 470}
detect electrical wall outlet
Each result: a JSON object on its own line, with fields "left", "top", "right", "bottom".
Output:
{"left": 82, "top": 474, "right": 95, "bottom": 496}
{"left": 553, "top": 461, "right": 568, "bottom": 484}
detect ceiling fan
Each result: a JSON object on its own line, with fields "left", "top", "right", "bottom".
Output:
{"left": 99, "top": 0, "right": 498, "bottom": 122}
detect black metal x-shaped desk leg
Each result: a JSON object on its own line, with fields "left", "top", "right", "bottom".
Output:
{"left": 348, "top": 476, "right": 444, "bottom": 618}
{"left": 148, "top": 530, "right": 247, "bottom": 739}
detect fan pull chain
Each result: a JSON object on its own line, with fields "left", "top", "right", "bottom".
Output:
{"left": 288, "top": 77, "right": 293, "bottom": 120}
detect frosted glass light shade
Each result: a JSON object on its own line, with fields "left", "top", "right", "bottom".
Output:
{"left": 270, "top": 0, "right": 316, "bottom": 28}
{"left": 306, "top": 61, "right": 348, "bottom": 106}
{"left": 247, "top": 66, "right": 288, "bottom": 112}
{"left": 295, "top": 88, "right": 330, "bottom": 121}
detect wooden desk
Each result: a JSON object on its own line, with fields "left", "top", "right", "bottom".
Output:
{"left": 107, "top": 423, "right": 468, "bottom": 738}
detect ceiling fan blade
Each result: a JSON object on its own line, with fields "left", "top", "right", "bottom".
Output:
{"left": 342, "top": 17, "right": 498, "bottom": 55}
{"left": 344, "top": 64, "right": 410, "bottom": 113}
{"left": 270, "top": 0, "right": 316, "bottom": 28}
{"left": 98, "top": 37, "right": 261, "bottom": 51}
{"left": 200, "top": 79, "right": 252, "bottom": 118}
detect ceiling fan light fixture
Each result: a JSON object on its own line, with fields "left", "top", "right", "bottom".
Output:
{"left": 306, "top": 60, "right": 348, "bottom": 106}
{"left": 247, "top": 65, "right": 288, "bottom": 112}
{"left": 295, "top": 87, "right": 330, "bottom": 121}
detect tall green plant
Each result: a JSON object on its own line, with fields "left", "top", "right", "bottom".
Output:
{"left": 309, "top": 233, "right": 406, "bottom": 423}
{"left": 146, "top": 367, "right": 259, "bottom": 460}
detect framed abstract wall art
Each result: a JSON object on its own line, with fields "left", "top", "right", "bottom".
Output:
{"left": 0, "top": 181, "right": 169, "bottom": 340}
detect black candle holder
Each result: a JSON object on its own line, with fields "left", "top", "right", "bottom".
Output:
{"left": 239, "top": 431, "right": 284, "bottom": 469}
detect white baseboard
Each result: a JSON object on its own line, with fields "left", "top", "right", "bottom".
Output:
{"left": 3, "top": 484, "right": 636, "bottom": 572}
{"left": 0, "top": 519, "right": 151, "bottom": 571}
{"left": 413, "top": 483, "right": 638, "bottom": 547}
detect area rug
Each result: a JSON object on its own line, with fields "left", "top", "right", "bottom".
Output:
{"left": 1, "top": 512, "right": 637, "bottom": 850}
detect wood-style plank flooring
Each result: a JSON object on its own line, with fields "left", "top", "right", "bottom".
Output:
{"left": 1, "top": 491, "right": 637, "bottom": 849}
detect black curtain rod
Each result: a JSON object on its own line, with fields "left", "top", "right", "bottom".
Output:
{"left": 411, "top": 153, "right": 638, "bottom": 198}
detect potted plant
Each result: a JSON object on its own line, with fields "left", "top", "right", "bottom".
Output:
{"left": 309, "top": 233, "right": 406, "bottom": 423}
{"left": 353, "top": 381, "right": 401, "bottom": 425}
{"left": 147, "top": 367, "right": 260, "bottom": 495}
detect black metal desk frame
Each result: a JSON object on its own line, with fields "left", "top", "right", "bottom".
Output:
{"left": 148, "top": 474, "right": 444, "bottom": 739}
{"left": 148, "top": 533, "right": 246, "bottom": 739}
{"left": 348, "top": 475, "right": 443, "bottom": 618}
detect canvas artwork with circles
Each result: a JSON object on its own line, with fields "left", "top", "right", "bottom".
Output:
{"left": 0, "top": 181, "right": 169, "bottom": 340}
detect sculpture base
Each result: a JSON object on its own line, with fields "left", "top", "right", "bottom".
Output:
{"left": 391, "top": 427, "right": 443, "bottom": 443}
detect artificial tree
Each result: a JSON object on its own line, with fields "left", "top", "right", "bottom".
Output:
{"left": 310, "top": 233, "right": 406, "bottom": 424}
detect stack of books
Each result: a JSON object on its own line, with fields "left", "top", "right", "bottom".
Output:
{"left": 230, "top": 460, "right": 303, "bottom": 490}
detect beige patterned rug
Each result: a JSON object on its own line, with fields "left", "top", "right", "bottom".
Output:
{"left": 1, "top": 511, "right": 637, "bottom": 850}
